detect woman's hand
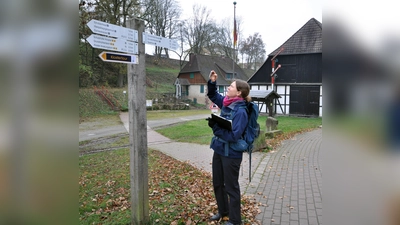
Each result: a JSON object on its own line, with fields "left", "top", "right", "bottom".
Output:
{"left": 209, "top": 70, "right": 218, "bottom": 82}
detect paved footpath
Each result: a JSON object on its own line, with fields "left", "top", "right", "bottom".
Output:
{"left": 117, "top": 112, "right": 322, "bottom": 225}
{"left": 248, "top": 129, "right": 322, "bottom": 225}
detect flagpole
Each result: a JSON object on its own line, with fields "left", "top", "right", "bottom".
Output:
{"left": 233, "top": 1, "right": 237, "bottom": 80}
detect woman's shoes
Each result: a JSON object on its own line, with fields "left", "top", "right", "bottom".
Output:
{"left": 209, "top": 213, "right": 227, "bottom": 221}
{"left": 209, "top": 213, "right": 222, "bottom": 221}
{"left": 209, "top": 213, "right": 240, "bottom": 224}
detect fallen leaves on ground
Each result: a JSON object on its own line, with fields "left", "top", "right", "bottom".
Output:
{"left": 149, "top": 150, "right": 261, "bottom": 224}
{"left": 79, "top": 149, "right": 261, "bottom": 224}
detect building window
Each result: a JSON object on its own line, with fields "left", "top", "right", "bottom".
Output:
{"left": 219, "top": 86, "right": 224, "bottom": 93}
{"left": 226, "top": 73, "right": 233, "bottom": 80}
{"left": 190, "top": 73, "right": 194, "bottom": 79}
{"left": 200, "top": 85, "right": 204, "bottom": 93}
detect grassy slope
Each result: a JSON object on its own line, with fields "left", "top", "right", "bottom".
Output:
{"left": 145, "top": 55, "right": 181, "bottom": 94}
{"left": 79, "top": 56, "right": 181, "bottom": 118}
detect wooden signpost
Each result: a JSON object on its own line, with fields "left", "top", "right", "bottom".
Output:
{"left": 126, "top": 18, "right": 149, "bottom": 224}
{"left": 87, "top": 17, "right": 178, "bottom": 224}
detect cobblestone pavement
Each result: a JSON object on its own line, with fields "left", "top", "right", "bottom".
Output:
{"left": 246, "top": 129, "right": 322, "bottom": 225}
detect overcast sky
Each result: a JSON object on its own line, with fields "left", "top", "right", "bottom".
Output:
{"left": 168, "top": 0, "right": 322, "bottom": 58}
{"left": 147, "top": 0, "right": 400, "bottom": 64}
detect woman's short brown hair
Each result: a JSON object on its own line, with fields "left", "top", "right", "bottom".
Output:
{"left": 234, "top": 79, "right": 251, "bottom": 102}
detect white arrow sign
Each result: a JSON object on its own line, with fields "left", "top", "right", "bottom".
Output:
{"left": 142, "top": 32, "right": 179, "bottom": 50}
{"left": 87, "top": 19, "right": 138, "bottom": 42}
{"left": 86, "top": 34, "right": 138, "bottom": 54}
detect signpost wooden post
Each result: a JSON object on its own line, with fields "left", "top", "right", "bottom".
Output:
{"left": 126, "top": 18, "right": 149, "bottom": 224}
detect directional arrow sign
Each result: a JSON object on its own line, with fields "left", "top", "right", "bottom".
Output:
{"left": 87, "top": 34, "right": 138, "bottom": 54}
{"left": 87, "top": 19, "right": 138, "bottom": 42}
{"left": 99, "top": 51, "right": 138, "bottom": 64}
{"left": 142, "top": 32, "right": 179, "bottom": 50}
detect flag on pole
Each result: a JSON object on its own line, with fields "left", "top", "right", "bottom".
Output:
{"left": 233, "top": 19, "right": 237, "bottom": 47}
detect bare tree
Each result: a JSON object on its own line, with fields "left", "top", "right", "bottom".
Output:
{"left": 94, "top": 0, "right": 140, "bottom": 25}
{"left": 183, "top": 4, "right": 215, "bottom": 54}
{"left": 141, "top": 0, "right": 181, "bottom": 58}
{"left": 211, "top": 17, "right": 243, "bottom": 59}
{"left": 240, "top": 32, "right": 266, "bottom": 70}
{"left": 203, "top": 23, "right": 220, "bottom": 56}
{"left": 174, "top": 21, "right": 190, "bottom": 69}
{"left": 209, "top": 19, "right": 231, "bottom": 57}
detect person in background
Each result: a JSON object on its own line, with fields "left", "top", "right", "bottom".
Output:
{"left": 207, "top": 70, "right": 251, "bottom": 225}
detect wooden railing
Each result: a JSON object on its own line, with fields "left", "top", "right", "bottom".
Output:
{"left": 94, "top": 86, "right": 122, "bottom": 111}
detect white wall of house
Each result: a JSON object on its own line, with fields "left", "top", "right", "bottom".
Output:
{"left": 275, "top": 85, "right": 290, "bottom": 115}
{"left": 250, "top": 84, "right": 323, "bottom": 117}
{"left": 188, "top": 85, "right": 207, "bottom": 104}
{"left": 251, "top": 85, "right": 268, "bottom": 112}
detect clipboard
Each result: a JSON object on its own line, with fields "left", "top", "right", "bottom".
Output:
{"left": 211, "top": 114, "right": 232, "bottom": 131}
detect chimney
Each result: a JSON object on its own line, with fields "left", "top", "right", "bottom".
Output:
{"left": 189, "top": 53, "right": 195, "bottom": 63}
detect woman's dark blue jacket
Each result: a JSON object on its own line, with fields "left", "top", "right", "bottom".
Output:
{"left": 207, "top": 80, "right": 248, "bottom": 159}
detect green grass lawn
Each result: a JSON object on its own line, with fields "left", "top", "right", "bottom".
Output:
{"left": 273, "top": 116, "right": 322, "bottom": 133}
{"left": 157, "top": 120, "right": 213, "bottom": 144}
{"left": 147, "top": 109, "right": 209, "bottom": 120}
{"left": 156, "top": 115, "right": 322, "bottom": 146}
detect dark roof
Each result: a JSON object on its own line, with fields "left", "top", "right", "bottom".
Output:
{"left": 250, "top": 90, "right": 281, "bottom": 100}
{"left": 269, "top": 18, "right": 322, "bottom": 56}
{"left": 179, "top": 54, "right": 248, "bottom": 85}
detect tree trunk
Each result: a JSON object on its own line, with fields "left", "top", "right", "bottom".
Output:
{"left": 164, "top": 48, "right": 169, "bottom": 58}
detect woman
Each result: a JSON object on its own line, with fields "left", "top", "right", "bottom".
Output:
{"left": 207, "top": 70, "right": 251, "bottom": 225}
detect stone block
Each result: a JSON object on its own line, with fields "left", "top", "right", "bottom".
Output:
{"left": 266, "top": 116, "right": 278, "bottom": 131}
